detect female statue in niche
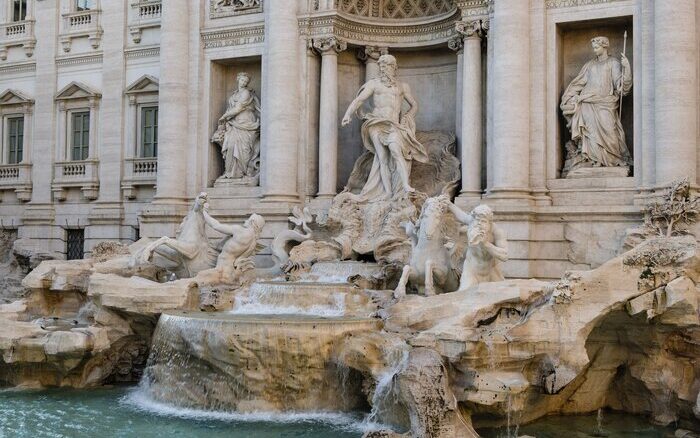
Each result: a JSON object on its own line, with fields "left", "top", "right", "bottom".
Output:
{"left": 560, "top": 35, "right": 632, "bottom": 177}
{"left": 212, "top": 72, "right": 261, "bottom": 184}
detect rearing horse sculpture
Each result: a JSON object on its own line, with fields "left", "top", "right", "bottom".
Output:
{"left": 395, "top": 192, "right": 462, "bottom": 297}
{"left": 132, "top": 193, "right": 218, "bottom": 278}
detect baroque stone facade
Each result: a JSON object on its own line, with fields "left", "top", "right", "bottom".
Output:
{"left": 0, "top": 0, "right": 698, "bottom": 282}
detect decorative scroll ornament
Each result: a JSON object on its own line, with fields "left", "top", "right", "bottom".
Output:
{"left": 447, "top": 36, "right": 463, "bottom": 52}
{"left": 312, "top": 36, "right": 348, "bottom": 54}
{"left": 455, "top": 18, "right": 488, "bottom": 39}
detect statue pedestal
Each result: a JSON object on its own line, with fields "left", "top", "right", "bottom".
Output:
{"left": 214, "top": 175, "right": 259, "bottom": 188}
{"left": 565, "top": 166, "right": 630, "bottom": 179}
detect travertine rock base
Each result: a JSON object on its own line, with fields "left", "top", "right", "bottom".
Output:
{"left": 141, "top": 312, "right": 381, "bottom": 412}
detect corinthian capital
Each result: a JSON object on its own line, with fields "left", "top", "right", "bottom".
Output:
{"left": 456, "top": 19, "right": 489, "bottom": 40}
{"left": 312, "top": 37, "right": 348, "bottom": 55}
{"left": 448, "top": 36, "right": 464, "bottom": 53}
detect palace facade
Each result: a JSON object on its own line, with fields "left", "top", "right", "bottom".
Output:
{"left": 0, "top": 0, "right": 698, "bottom": 279}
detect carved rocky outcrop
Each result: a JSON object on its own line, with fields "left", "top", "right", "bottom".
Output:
{"left": 379, "top": 236, "right": 700, "bottom": 432}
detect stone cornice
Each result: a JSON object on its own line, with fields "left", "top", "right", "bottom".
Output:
{"left": 0, "top": 61, "right": 36, "bottom": 74}
{"left": 456, "top": 0, "right": 491, "bottom": 18}
{"left": 201, "top": 24, "right": 265, "bottom": 49}
{"left": 55, "top": 53, "right": 103, "bottom": 67}
{"left": 299, "top": 10, "right": 461, "bottom": 48}
{"left": 125, "top": 46, "right": 160, "bottom": 59}
{"left": 545, "top": 0, "right": 624, "bottom": 9}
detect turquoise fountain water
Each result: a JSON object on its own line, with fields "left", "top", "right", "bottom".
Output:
{"left": 0, "top": 386, "right": 364, "bottom": 438}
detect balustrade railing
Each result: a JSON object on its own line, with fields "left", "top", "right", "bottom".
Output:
{"left": 59, "top": 9, "right": 102, "bottom": 51}
{"left": 0, "top": 165, "right": 20, "bottom": 180}
{"left": 0, "top": 19, "right": 36, "bottom": 59}
{"left": 137, "top": 1, "right": 162, "bottom": 19}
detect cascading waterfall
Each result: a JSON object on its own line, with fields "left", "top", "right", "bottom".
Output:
{"left": 231, "top": 281, "right": 373, "bottom": 317}
{"left": 135, "top": 311, "right": 380, "bottom": 414}
{"left": 363, "top": 337, "right": 411, "bottom": 431}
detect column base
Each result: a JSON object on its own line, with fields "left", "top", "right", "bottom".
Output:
{"left": 484, "top": 187, "right": 534, "bottom": 207}
{"left": 454, "top": 192, "right": 483, "bottom": 211}
{"left": 261, "top": 193, "right": 301, "bottom": 203}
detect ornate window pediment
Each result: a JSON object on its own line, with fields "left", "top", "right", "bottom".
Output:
{"left": 0, "top": 89, "right": 33, "bottom": 106}
{"left": 125, "top": 75, "right": 159, "bottom": 95}
{"left": 55, "top": 81, "right": 101, "bottom": 101}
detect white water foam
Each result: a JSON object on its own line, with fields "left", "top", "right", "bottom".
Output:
{"left": 231, "top": 285, "right": 348, "bottom": 317}
{"left": 122, "top": 387, "right": 387, "bottom": 433}
{"left": 230, "top": 302, "right": 346, "bottom": 317}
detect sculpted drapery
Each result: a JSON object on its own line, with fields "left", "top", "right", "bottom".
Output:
{"left": 212, "top": 72, "right": 261, "bottom": 181}
{"left": 341, "top": 54, "right": 429, "bottom": 201}
{"left": 561, "top": 36, "right": 632, "bottom": 172}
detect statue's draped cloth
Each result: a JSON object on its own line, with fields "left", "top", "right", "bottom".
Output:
{"left": 358, "top": 114, "right": 429, "bottom": 200}
{"left": 561, "top": 57, "right": 632, "bottom": 167}
{"left": 221, "top": 93, "right": 260, "bottom": 178}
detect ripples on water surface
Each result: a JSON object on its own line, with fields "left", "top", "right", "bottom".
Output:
{"left": 0, "top": 386, "right": 365, "bottom": 438}
{"left": 478, "top": 411, "right": 679, "bottom": 438}
{"left": 1, "top": 387, "right": 689, "bottom": 438}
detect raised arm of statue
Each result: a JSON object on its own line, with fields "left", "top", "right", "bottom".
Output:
{"left": 483, "top": 227, "right": 509, "bottom": 262}
{"left": 615, "top": 54, "right": 632, "bottom": 96}
{"left": 342, "top": 82, "right": 374, "bottom": 126}
{"left": 203, "top": 210, "right": 236, "bottom": 236}
{"left": 447, "top": 202, "right": 474, "bottom": 225}
{"left": 447, "top": 202, "right": 473, "bottom": 225}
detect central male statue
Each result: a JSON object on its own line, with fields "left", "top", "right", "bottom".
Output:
{"left": 341, "top": 54, "right": 429, "bottom": 200}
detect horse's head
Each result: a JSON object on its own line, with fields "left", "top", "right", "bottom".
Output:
{"left": 419, "top": 195, "right": 449, "bottom": 240}
{"left": 193, "top": 192, "right": 209, "bottom": 212}
{"left": 176, "top": 193, "right": 208, "bottom": 241}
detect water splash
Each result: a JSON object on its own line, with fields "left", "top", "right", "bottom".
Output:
{"left": 231, "top": 281, "right": 354, "bottom": 317}
{"left": 363, "top": 337, "right": 411, "bottom": 430}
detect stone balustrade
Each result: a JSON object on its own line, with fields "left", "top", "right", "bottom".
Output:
{"left": 0, "top": 163, "right": 32, "bottom": 202}
{"left": 122, "top": 157, "right": 157, "bottom": 199}
{"left": 0, "top": 19, "right": 36, "bottom": 60}
{"left": 52, "top": 160, "right": 100, "bottom": 201}
{"left": 59, "top": 9, "right": 103, "bottom": 52}
{"left": 129, "top": 0, "right": 162, "bottom": 43}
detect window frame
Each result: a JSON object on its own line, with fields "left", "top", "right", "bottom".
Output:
{"left": 139, "top": 105, "right": 158, "bottom": 158}
{"left": 6, "top": 115, "right": 24, "bottom": 164}
{"left": 11, "top": 0, "right": 28, "bottom": 22}
{"left": 69, "top": 109, "right": 90, "bottom": 161}
{"left": 73, "top": 0, "right": 94, "bottom": 12}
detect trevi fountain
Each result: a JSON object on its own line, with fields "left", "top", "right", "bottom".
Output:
{"left": 0, "top": 0, "right": 699, "bottom": 437}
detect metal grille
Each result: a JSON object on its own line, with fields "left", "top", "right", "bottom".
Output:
{"left": 66, "top": 229, "right": 85, "bottom": 260}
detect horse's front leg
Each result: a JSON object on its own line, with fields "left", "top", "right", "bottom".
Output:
{"left": 139, "top": 236, "right": 170, "bottom": 263}
{"left": 424, "top": 259, "right": 436, "bottom": 296}
{"left": 394, "top": 265, "right": 412, "bottom": 299}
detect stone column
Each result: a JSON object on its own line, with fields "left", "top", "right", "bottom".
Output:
{"left": 487, "top": 0, "right": 531, "bottom": 203}
{"left": 360, "top": 46, "right": 388, "bottom": 81}
{"left": 261, "top": 0, "right": 300, "bottom": 202}
{"left": 153, "top": 0, "right": 189, "bottom": 203}
{"left": 654, "top": 0, "right": 697, "bottom": 186}
{"left": 314, "top": 37, "right": 347, "bottom": 199}
{"left": 448, "top": 36, "right": 464, "bottom": 155}
{"left": 456, "top": 19, "right": 487, "bottom": 201}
